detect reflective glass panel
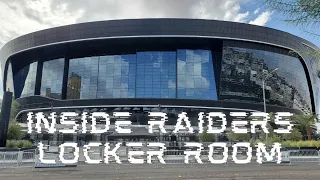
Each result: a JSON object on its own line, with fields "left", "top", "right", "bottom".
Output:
{"left": 220, "top": 47, "right": 312, "bottom": 113}
{"left": 97, "top": 54, "right": 136, "bottom": 98}
{"left": 67, "top": 57, "right": 99, "bottom": 99}
{"left": 177, "top": 49, "right": 217, "bottom": 100}
{"left": 41, "top": 58, "right": 64, "bottom": 99}
{"left": 301, "top": 49, "right": 320, "bottom": 114}
{"left": 14, "top": 61, "right": 38, "bottom": 98}
{"left": 136, "top": 51, "right": 176, "bottom": 98}
{"left": 6, "top": 63, "right": 14, "bottom": 96}
{"left": 67, "top": 55, "right": 136, "bottom": 99}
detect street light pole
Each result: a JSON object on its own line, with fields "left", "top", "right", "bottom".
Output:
{"left": 262, "top": 68, "right": 279, "bottom": 146}
{"left": 262, "top": 79, "right": 268, "bottom": 145}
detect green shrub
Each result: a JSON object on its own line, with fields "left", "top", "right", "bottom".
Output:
{"left": 6, "top": 140, "right": 17, "bottom": 148}
{"left": 280, "top": 140, "right": 320, "bottom": 147}
{"left": 268, "top": 135, "right": 281, "bottom": 145}
{"left": 227, "top": 131, "right": 251, "bottom": 142}
{"left": 7, "top": 122, "right": 24, "bottom": 140}
{"left": 17, "top": 140, "right": 24, "bottom": 148}
{"left": 289, "top": 141, "right": 298, "bottom": 147}
{"left": 297, "top": 141, "right": 304, "bottom": 147}
{"left": 23, "top": 141, "right": 33, "bottom": 148}
{"left": 281, "top": 141, "right": 291, "bottom": 147}
{"left": 5, "top": 140, "right": 33, "bottom": 149}
{"left": 249, "top": 138, "right": 256, "bottom": 146}
{"left": 250, "top": 134, "right": 281, "bottom": 146}
{"left": 249, "top": 139, "right": 262, "bottom": 147}
{"left": 283, "top": 128, "right": 303, "bottom": 141}
{"left": 199, "top": 127, "right": 216, "bottom": 142}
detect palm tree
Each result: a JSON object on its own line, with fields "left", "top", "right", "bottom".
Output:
{"left": 292, "top": 114, "right": 318, "bottom": 141}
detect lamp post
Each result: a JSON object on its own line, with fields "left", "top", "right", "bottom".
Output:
{"left": 262, "top": 68, "right": 279, "bottom": 146}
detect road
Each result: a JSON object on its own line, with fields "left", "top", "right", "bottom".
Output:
{"left": 0, "top": 163, "right": 319, "bottom": 180}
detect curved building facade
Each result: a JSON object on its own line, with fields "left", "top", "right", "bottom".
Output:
{"left": 1, "top": 19, "right": 320, "bottom": 121}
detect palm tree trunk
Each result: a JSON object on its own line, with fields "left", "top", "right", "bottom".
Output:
{"left": 307, "top": 126, "right": 312, "bottom": 141}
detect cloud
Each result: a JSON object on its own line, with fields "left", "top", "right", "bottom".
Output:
{"left": 0, "top": 0, "right": 83, "bottom": 46}
{"left": 249, "top": 11, "right": 273, "bottom": 26}
{"left": 196, "top": 0, "right": 249, "bottom": 22}
{"left": 0, "top": 0, "right": 262, "bottom": 48}
{"left": 177, "top": 50, "right": 211, "bottom": 90}
{"left": 0, "top": 0, "right": 273, "bottom": 97}
{"left": 254, "top": 8, "right": 260, "bottom": 15}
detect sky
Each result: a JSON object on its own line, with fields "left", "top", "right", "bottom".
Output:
{"left": 0, "top": 0, "right": 319, "bottom": 97}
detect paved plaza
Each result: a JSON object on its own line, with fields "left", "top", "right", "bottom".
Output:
{"left": 0, "top": 163, "right": 320, "bottom": 180}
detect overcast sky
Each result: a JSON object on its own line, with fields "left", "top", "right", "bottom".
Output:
{"left": 0, "top": 0, "right": 274, "bottom": 47}
{"left": 0, "top": 0, "right": 319, "bottom": 97}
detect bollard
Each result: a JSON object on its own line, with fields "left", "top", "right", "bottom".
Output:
{"left": 190, "top": 159, "right": 194, "bottom": 168}
{"left": 17, "top": 150, "right": 23, "bottom": 165}
{"left": 0, "top": 152, "right": 4, "bottom": 168}
{"left": 154, "top": 159, "right": 158, "bottom": 169}
{"left": 318, "top": 150, "right": 320, "bottom": 166}
{"left": 33, "top": 148, "right": 36, "bottom": 170}
{"left": 3, "top": 152, "right": 6, "bottom": 168}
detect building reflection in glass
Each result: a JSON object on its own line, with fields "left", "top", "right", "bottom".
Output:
{"left": 300, "top": 49, "right": 320, "bottom": 114}
{"left": 67, "top": 55, "right": 136, "bottom": 99}
{"left": 41, "top": 58, "right": 64, "bottom": 99}
{"left": 66, "top": 49, "right": 217, "bottom": 100}
{"left": 220, "top": 47, "right": 312, "bottom": 113}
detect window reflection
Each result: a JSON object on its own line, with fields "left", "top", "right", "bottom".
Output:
{"left": 67, "top": 55, "right": 136, "bottom": 99}
{"left": 97, "top": 55, "right": 136, "bottom": 98}
{"left": 6, "top": 63, "right": 14, "bottom": 96}
{"left": 65, "top": 50, "right": 218, "bottom": 100}
{"left": 136, "top": 51, "right": 176, "bottom": 98}
{"left": 67, "top": 57, "right": 99, "bottom": 99}
{"left": 220, "top": 47, "right": 312, "bottom": 113}
{"left": 301, "top": 50, "right": 320, "bottom": 114}
{"left": 14, "top": 61, "right": 38, "bottom": 98}
{"left": 41, "top": 58, "right": 64, "bottom": 99}
{"left": 177, "top": 50, "right": 217, "bottom": 100}
{"left": 14, "top": 49, "right": 220, "bottom": 101}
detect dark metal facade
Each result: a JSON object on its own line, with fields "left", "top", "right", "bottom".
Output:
{"left": 1, "top": 19, "right": 319, "bottom": 114}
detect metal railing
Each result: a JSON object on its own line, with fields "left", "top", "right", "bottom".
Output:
{"left": 288, "top": 149, "right": 320, "bottom": 165}
{"left": 1, "top": 146, "right": 320, "bottom": 169}
{"left": 0, "top": 150, "right": 35, "bottom": 168}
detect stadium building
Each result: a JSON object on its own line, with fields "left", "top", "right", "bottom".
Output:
{"left": 1, "top": 19, "right": 320, "bottom": 145}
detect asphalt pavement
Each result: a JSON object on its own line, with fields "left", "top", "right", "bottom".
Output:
{"left": 0, "top": 163, "right": 319, "bottom": 180}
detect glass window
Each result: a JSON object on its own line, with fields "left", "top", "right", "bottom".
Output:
{"left": 301, "top": 50, "right": 320, "bottom": 114}
{"left": 97, "top": 54, "right": 136, "bottom": 98}
{"left": 14, "top": 61, "right": 38, "bottom": 98}
{"left": 220, "top": 47, "right": 312, "bottom": 113}
{"left": 41, "top": 58, "right": 64, "bottom": 99}
{"left": 67, "top": 57, "right": 99, "bottom": 99}
{"left": 177, "top": 49, "right": 217, "bottom": 100}
{"left": 6, "top": 63, "right": 14, "bottom": 97}
{"left": 66, "top": 50, "right": 219, "bottom": 100}
{"left": 67, "top": 54, "right": 136, "bottom": 99}
{"left": 136, "top": 51, "right": 177, "bottom": 98}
